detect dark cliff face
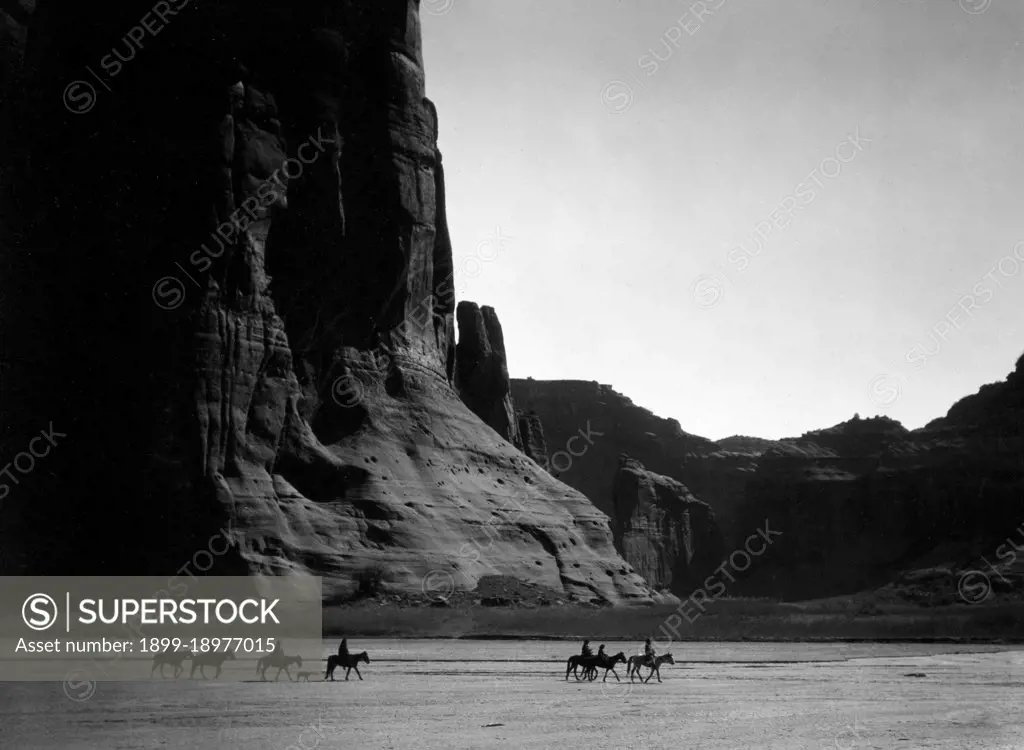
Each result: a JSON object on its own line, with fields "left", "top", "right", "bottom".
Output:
{"left": 729, "top": 362, "right": 1024, "bottom": 599}
{"left": 510, "top": 379, "right": 718, "bottom": 515}
{"left": 513, "top": 359, "right": 1024, "bottom": 601}
{"left": 612, "top": 456, "right": 724, "bottom": 596}
{"left": 516, "top": 410, "right": 548, "bottom": 467}
{"left": 0, "top": 0, "right": 660, "bottom": 604}
{"left": 454, "top": 301, "right": 520, "bottom": 447}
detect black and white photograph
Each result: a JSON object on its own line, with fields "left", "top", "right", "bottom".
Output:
{"left": 1, "top": 0, "right": 1023, "bottom": 747}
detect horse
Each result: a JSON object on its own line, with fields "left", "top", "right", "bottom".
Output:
{"left": 256, "top": 652, "right": 302, "bottom": 682}
{"left": 632, "top": 652, "right": 675, "bottom": 683}
{"left": 564, "top": 654, "right": 591, "bottom": 681}
{"left": 626, "top": 654, "right": 648, "bottom": 681}
{"left": 151, "top": 649, "right": 193, "bottom": 678}
{"left": 325, "top": 651, "right": 370, "bottom": 681}
{"left": 189, "top": 649, "right": 236, "bottom": 679}
{"left": 570, "top": 652, "right": 627, "bottom": 682}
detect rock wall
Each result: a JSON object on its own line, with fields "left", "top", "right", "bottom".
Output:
{"left": 454, "top": 301, "right": 520, "bottom": 447}
{"left": 0, "top": 0, "right": 660, "bottom": 604}
{"left": 728, "top": 367, "right": 1024, "bottom": 599}
{"left": 514, "top": 359, "right": 1024, "bottom": 601}
{"left": 510, "top": 379, "right": 719, "bottom": 516}
{"left": 516, "top": 410, "right": 549, "bottom": 467}
{"left": 612, "top": 456, "right": 724, "bottom": 596}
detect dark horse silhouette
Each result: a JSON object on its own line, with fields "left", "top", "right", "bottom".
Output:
{"left": 189, "top": 649, "right": 236, "bottom": 679}
{"left": 565, "top": 651, "right": 627, "bottom": 682}
{"left": 325, "top": 651, "right": 370, "bottom": 681}
{"left": 151, "top": 649, "right": 193, "bottom": 678}
{"left": 256, "top": 652, "right": 302, "bottom": 682}
{"left": 564, "top": 654, "right": 594, "bottom": 681}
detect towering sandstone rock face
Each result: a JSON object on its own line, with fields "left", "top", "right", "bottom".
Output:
{"left": 612, "top": 456, "right": 724, "bottom": 596}
{"left": 0, "top": 0, "right": 658, "bottom": 603}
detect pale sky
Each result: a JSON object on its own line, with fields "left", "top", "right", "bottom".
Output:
{"left": 422, "top": 0, "right": 1024, "bottom": 441}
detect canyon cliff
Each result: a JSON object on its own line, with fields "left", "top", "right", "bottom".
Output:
{"left": 0, "top": 0, "right": 659, "bottom": 604}
{"left": 727, "top": 358, "right": 1024, "bottom": 599}
{"left": 512, "top": 381, "right": 729, "bottom": 573}
{"left": 514, "top": 356, "right": 1024, "bottom": 601}
{"left": 509, "top": 380, "right": 718, "bottom": 513}
{"left": 612, "top": 456, "right": 724, "bottom": 596}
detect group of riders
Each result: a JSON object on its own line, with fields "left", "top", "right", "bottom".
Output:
{"left": 569, "top": 636, "right": 671, "bottom": 682}
{"left": 580, "top": 637, "right": 656, "bottom": 664}
{"left": 267, "top": 637, "right": 665, "bottom": 682}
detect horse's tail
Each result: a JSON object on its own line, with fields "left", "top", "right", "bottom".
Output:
{"left": 255, "top": 658, "right": 261, "bottom": 674}
{"left": 565, "top": 657, "right": 575, "bottom": 680}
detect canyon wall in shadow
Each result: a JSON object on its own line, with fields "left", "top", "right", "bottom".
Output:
{"left": 0, "top": 0, "right": 660, "bottom": 604}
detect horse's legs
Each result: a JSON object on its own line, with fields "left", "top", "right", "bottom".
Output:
{"left": 284, "top": 667, "right": 292, "bottom": 682}
{"left": 354, "top": 665, "right": 362, "bottom": 681}
{"left": 344, "top": 667, "right": 351, "bottom": 681}
{"left": 611, "top": 668, "right": 620, "bottom": 682}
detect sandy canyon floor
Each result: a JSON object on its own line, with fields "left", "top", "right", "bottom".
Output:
{"left": 1, "top": 640, "right": 1023, "bottom": 749}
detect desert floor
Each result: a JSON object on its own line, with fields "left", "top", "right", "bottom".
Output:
{"left": 1, "top": 640, "right": 1023, "bottom": 749}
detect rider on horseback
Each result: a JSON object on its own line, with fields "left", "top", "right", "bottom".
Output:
{"left": 643, "top": 637, "right": 656, "bottom": 667}
{"left": 597, "top": 644, "right": 606, "bottom": 658}
{"left": 338, "top": 638, "right": 349, "bottom": 660}
{"left": 580, "top": 640, "right": 593, "bottom": 658}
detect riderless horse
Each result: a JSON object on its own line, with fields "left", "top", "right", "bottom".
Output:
{"left": 627, "top": 652, "right": 675, "bottom": 683}
{"left": 256, "top": 651, "right": 303, "bottom": 681}
{"left": 151, "top": 649, "right": 193, "bottom": 678}
{"left": 325, "top": 651, "right": 370, "bottom": 681}
{"left": 189, "top": 649, "right": 236, "bottom": 679}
